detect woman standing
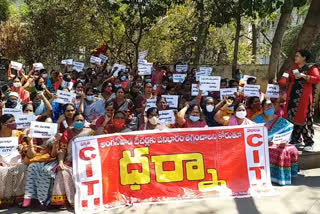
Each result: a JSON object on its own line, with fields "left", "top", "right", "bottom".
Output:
{"left": 279, "top": 49, "right": 320, "bottom": 151}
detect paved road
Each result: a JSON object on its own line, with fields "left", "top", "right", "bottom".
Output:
{"left": 1, "top": 125, "right": 320, "bottom": 214}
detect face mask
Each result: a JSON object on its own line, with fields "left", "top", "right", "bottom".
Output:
{"left": 77, "top": 79, "right": 86, "bottom": 84}
{"left": 86, "top": 95, "right": 94, "bottom": 101}
{"left": 33, "top": 100, "right": 42, "bottom": 108}
{"left": 168, "top": 76, "right": 173, "bottom": 80}
{"left": 145, "top": 79, "right": 152, "bottom": 83}
{"left": 113, "top": 119, "right": 126, "bottom": 129}
{"left": 5, "top": 99, "right": 18, "bottom": 108}
{"left": 73, "top": 121, "right": 84, "bottom": 130}
{"left": 105, "top": 87, "right": 112, "bottom": 93}
{"left": 5, "top": 92, "right": 10, "bottom": 98}
{"left": 162, "top": 85, "right": 167, "bottom": 89}
{"left": 114, "top": 84, "right": 121, "bottom": 88}
{"left": 264, "top": 108, "right": 275, "bottom": 116}
{"left": 6, "top": 122, "right": 17, "bottom": 130}
{"left": 227, "top": 106, "right": 234, "bottom": 111}
{"left": 137, "top": 83, "right": 142, "bottom": 87}
{"left": 42, "top": 74, "right": 48, "bottom": 78}
{"left": 236, "top": 111, "right": 247, "bottom": 119}
{"left": 206, "top": 105, "right": 214, "bottom": 112}
{"left": 13, "top": 82, "right": 22, "bottom": 88}
{"left": 189, "top": 115, "right": 200, "bottom": 122}
{"left": 120, "top": 76, "right": 127, "bottom": 81}
{"left": 236, "top": 74, "right": 243, "bottom": 80}
{"left": 148, "top": 116, "right": 158, "bottom": 125}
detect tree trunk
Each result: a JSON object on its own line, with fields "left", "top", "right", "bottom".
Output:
{"left": 268, "top": 4, "right": 293, "bottom": 82}
{"left": 232, "top": 9, "right": 242, "bottom": 78}
{"left": 193, "top": 0, "right": 206, "bottom": 66}
{"left": 279, "top": 0, "right": 320, "bottom": 78}
{"left": 251, "top": 23, "right": 258, "bottom": 64}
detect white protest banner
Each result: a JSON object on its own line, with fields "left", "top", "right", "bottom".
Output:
{"left": 176, "top": 64, "right": 188, "bottom": 73}
{"left": 139, "top": 50, "right": 148, "bottom": 60}
{"left": 16, "top": 114, "right": 36, "bottom": 129}
{"left": 2, "top": 108, "right": 22, "bottom": 118}
{"left": 173, "top": 74, "right": 186, "bottom": 83}
{"left": 61, "top": 59, "right": 74, "bottom": 65}
{"left": 33, "top": 63, "right": 44, "bottom": 71}
{"left": 191, "top": 84, "right": 208, "bottom": 96}
{"left": 162, "top": 95, "right": 179, "bottom": 109}
{"left": 30, "top": 121, "right": 58, "bottom": 138}
{"left": 244, "top": 85, "right": 260, "bottom": 97}
{"left": 99, "top": 54, "right": 108, "bottom": 63}
{"left": 199, "top": 67, "right": 212, "bottom": 75}
{"left": 112, "top": 64, "right": 126, "bottom": 77}
{"left": 145, "top": 99, "right": 157, "bottom": 111}
{"left": 266, "top": 84, "right": 280, "bottom": 99}
{"left": 272, "top": 131, "right": 292, "bottom": 144}
{"left": 159, "top": 110, "right": 175, "bottom": 125}
{"left": 73, "top": 62, "right": 85, "bottom": 72}
{"left": 138, "top": 62, "right": 153, "bottom": 76}
{"left": 11, "top": 61, "right": 23, "bottom": 70}
{"left": 220, "top": 88, "right": 237, "bottom": 100}
{"left": 56, "top": 90, "right": 76, "bottom": 104}
{"left": 90, "top": 56, "right": 102, "bottom": 65}
{"left": 243, "top": 75, "right": 256, "bottom": 82}
{"left": 0, "top": 137, "right": 19, "bottom": 163}
{"left": 199, "top": 76, "right": 221, "bottom": 91}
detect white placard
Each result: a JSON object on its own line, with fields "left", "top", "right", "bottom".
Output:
{"left": 199, "top": 76, "right": 221, "bottom": 91}
{"left": 30, "top": 121, "right": 58, "bottom": 138}
{"left": 244, "top": 85, "right": 260, "bottom": 97}
{"left": 61, "top": 59, "right": 74, "bottom": 65}
{"left": 56, "top": 90, "right": 76, "bottom": 104}
{"left": 173, "top": 74, "right": 186, "bottom": 83}
{"left": 90, "top": 56, "right": 102, "bottom": 65}
{"left": 266, "top": 84, "right": 280, "bottom": 99}
{"left": 191, "top": 84, "right": 208, "bottom": 96}
{"left": 2, "top": 108, "right": 22, "bottom": 117}
{"left": 159, "top": 110, "right": 175, "bottom": 125}
{"left": 139, "top": 50, "right": 148, "bottom": 60}
{"left": 199, "top": 67, "right": 212, "bottom": 75}
{"left": 272, "top": 131, "right": 292, "bottom": 144}
{"left": 73, "top": 62, "right": 85, "bottom": 72}
{"left": 243, "top": 75, "right": 257, "bottom": 82}
{"left": 145, "top": 98, "right": 157, "bottom": 111}
{"left": 220, "top": 88, "right": 237, "bottom": 100}
{"left": 99, "top": 54, "right": 108, "bottom": 63}
{"left": 0, "top": 137, "right": 19, "bottom": 163}
{"left": 11, "top": 61, "right": 23, "bottom": 70}
{"left": 138, "top": 62, "right": 153, "bottom": 76}
{"left": 33, "top": 63, "right": 44, "bottom": 71}
{"left": 112, "top": 64, "right": 126, "bottom": 77}
{"left": 176, "top": 64, "right": 188, "bottom": 73}
{"left": 292, "top": 69, "right": 299, "bottom": 74}
{"left": 161, "top": 95, "right": 179, "bottom": 109}
{"left": 16, "top": 114, "right": 37, "bottom": 129}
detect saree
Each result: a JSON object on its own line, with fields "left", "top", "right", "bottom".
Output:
{"left": 22, "top": 138, "right": 58, "bottom": 207}
{"left": 51, "top": 128, "right": 94, "bottom": 206}
{"left": 254, "top": 115, "right": 299, "bottom": 185}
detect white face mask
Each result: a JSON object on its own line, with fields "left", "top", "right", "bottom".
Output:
{"left": 42, "top": 74, "right": 48, "bottom": 78}
{"left": 148, "top": 116, "right": 158, "bottom": 125}
{"left": 189, "top": 115, "right": 200, "bottom": 122}
{"left": 13, "top": 82, "right": 22, "bottom": 88}
{"left": 235, "top": 111, "right": 247, "bottom": 119}
{"left": 206, "top": 105, "right": 214, "bottom": 112}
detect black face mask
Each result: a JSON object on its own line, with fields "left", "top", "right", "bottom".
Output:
{"left": 33, "top": 100, "right": 41, "bottom": 108}
{"left": 5, "top": 99, "right": 18, "bottom": 108}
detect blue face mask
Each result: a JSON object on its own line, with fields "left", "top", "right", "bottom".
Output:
{"left": 236, "top": 74, "right": 243, "bottom": 80}
{"left": 264, "top": 108, "right": 275, "bottom": 116}
{"left": 120, "top": 76, "right": 127, "bottom": 81}
{"left": 189, "top": 115, "right": 200, "bottom": 122}
{"left": 73, "top": 121, "right": 84, "bottom": 130}
{"left": 145, "top": 79, "right": 152, "bottom": 83}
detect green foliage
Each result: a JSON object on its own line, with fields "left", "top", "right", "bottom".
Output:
{"left": 0, "top": 0, "right": 9, "bottom": 22}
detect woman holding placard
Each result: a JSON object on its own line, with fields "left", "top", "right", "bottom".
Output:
{"left": 254, "top": 100, "right": 299, "bottom": 185}
{"left": 0, "top": 114, "right": 27, "bottom": 208}
{"left": 278, "top": 49, "right": 320, "bottom": 152}
{"left": 176, "top": 104, "right": 207, "bottom": 128}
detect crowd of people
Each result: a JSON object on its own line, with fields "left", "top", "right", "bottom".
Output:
{"left": 0, "top": 49, "right": 319, "bottom": 210}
